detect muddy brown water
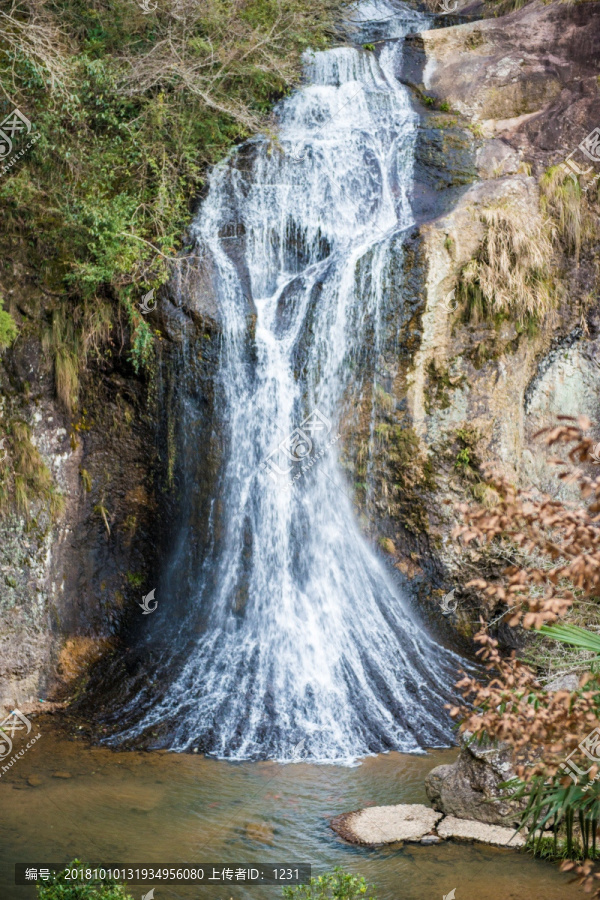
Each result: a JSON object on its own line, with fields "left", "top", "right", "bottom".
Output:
{"left": 0, "top": 717, "right": 582, "bottom": 899}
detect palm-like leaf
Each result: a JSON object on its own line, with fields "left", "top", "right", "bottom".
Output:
{"left": 539, "top": 623, "right": 600, "bottom": 656}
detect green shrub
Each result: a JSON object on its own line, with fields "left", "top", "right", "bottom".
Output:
{"left": 37, "top": 861, "right": 133, "bottom": 899}
{"left": 0, "top": 0, "right": 346, "bottom": 382}
{"left": 283, "top": 869, "right": 376, "bottom": 900}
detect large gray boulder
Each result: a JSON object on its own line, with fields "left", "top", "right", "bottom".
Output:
{"left": 425, "top": 734, "right": 525, "bottom": 827}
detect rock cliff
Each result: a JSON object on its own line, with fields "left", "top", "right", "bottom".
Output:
{"left": 343, "top": 0, "right": 600, "bottom": 644}
{"left": 2, "top": 0, "right": 599, "bottom": 706}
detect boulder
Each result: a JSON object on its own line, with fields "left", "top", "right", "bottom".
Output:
{"left": 545, "top": 673, "right": 580, "bottom": 692}
{"left": 425, "top": 734, "right": 524, "bottom": 827}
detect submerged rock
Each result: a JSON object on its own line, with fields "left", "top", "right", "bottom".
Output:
{"left": 331, "top": 804, "right": 442, "bottom": 845}
{"left": 245, "top": 822, "right": 274, "bottom": 845}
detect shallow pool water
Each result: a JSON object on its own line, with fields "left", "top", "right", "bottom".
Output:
{"left": 0, "top": 717, "right": 581, "bottom": 899}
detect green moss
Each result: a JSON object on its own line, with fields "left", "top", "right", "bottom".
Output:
{"left": 444, "top": 235, "right": 455, "bottom": 255}
{"left": 0, "top": 419, "right": 64, "bottom": 520}
{"left": 467, "top": 122, "right": 484, "bottom": 139}
{"left": 380, "top": 426, "right": 436, "bottom": 535}
{"left": 428, "top": 115, "right": 458, "bottom": 129}
{"left": 455, "top": 446, "right": 472, "bottom": 471}
{"left": 125, "top": 571, "right": 143, "bottom": 588}
{"left": 0, "top": 294, "right": 17, "bottom": 350}
{"left": 80, "top": 468, "right": 92, "bottom": 492}
{"left": 424, "top": 360, "right": 465, "bottom": 414}
{"left": 464, "top": 30, "right": 484, "bottom": 49}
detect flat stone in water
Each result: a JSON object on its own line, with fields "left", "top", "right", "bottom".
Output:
{"left": 331, "top": 804, "right": 442, "bottom": 845}
{"left": 27, "top": 775, "right": 43, "bottom": 787}
{"left": 331, "top": 804, "right": 527, "bottom": 850}
{"left": 437, "top": 816, "right": 526, "bottom": 847}
{"left": 52, "top": 771, "right": 72, "bottom": 779}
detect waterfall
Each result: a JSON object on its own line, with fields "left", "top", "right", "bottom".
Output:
{"left": 111, "top": 0, "right": 463, "bottom": 762}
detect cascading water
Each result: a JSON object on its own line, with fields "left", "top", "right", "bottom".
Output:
{"left": 110, "top": 0, "right": 464, "bottom": 761}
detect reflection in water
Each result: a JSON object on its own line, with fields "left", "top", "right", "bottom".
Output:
{"left": 0, "top": 720, "right": 582, "bottom": 900}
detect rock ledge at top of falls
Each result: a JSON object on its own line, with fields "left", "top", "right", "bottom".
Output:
{"left": 330, "top": 804, "right": 525, "bottom": 849}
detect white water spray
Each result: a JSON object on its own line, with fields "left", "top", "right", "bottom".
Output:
{"left": 115, "top": 1, "right": 462, "bottom": 761}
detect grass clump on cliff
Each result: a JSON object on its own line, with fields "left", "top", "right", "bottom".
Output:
{"left": 0, "top": 419, "right": 65, "bottom": 519}
{"left": 0, "top": 0, "right": 346, "bottom": 406}
{"left": 374, "top": 424, "right": 435, "bottom": 535}
{"left": 541, "top": 165, "right": 598, "bottom": 263}
{"left": 458, "top": 200, "right": 553, "bottom": 325}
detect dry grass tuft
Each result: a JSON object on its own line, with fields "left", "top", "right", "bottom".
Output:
{"left": 0, "top": 419, "right": 63, "bottom": 520}
{"left": 458, "top": 200, "right": 554, "bottom": 324}
{"left": 42, "top": 309, "right": 80, "bottom": 412}
{"left": 41, "top": 300, "right": 113, "bottom": 412}
{"left": 540, "top": 165, "right": 598, "bottom": 262}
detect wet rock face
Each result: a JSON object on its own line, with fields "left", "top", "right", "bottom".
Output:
{"left": 0, "top": 260, "right": 223, "bottom": 708}
{"left": 425, "top": 734, "right": 525, "bottom": 827}
{"left": 339, "top": 0, "right": 600, "bottom": 645}
{"left": 404, "top": 2, "right": 600, "bottom": 161}
{"left": 0, "top": 330, "right": 164, "bottom": 707}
